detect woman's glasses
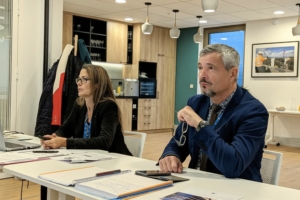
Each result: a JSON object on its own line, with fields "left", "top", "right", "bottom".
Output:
{"left": 75, "top": 77, "right": 90, "bottom": 84}
{"left": 172, "top": 122, "right": 188, "bottom": 146}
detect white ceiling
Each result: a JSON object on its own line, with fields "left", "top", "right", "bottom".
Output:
{"left": 63, "top": 0, "right": 300, "bottom": 28}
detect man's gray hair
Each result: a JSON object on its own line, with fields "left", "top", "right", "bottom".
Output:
{"left": 200, "top": 44, "right": 240, "bottom": 71}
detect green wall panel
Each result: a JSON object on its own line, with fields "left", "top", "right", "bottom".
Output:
{"left": 174, "top": 27, "right": 199, "bottom": 125}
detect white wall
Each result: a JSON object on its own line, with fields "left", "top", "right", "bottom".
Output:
{"left": 245, "top": 17, "right": 300, "bottom": 143}
{"left": 11, "top": 0, "right": 63, "bottom": 135}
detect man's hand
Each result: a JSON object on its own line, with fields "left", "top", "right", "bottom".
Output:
{"left": 159, "top": 156, "right": 183, "bottom": 173}
{"left": 177, "top": 106, "right": 202, "bottom": 128}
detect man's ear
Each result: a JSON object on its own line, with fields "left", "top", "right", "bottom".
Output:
{"left": 230, "top": 67, "right": 238, "bottom": 81}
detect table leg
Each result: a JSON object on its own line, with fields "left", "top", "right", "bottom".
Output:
{"left": 265, "top": 113, "right": 275, "bottom": 146}
{"left": 47, "top": 188, "right": 75, "bottom": 200}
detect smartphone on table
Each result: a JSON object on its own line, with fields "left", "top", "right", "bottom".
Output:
{"left": 135, "top": 170, "right": 171, "bottom": 176}
{"left": 38, "top": 135, "right": 51, "bottom": 140}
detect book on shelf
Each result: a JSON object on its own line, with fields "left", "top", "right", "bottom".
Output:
{"left": 38, "top": 166, "right": 173, "bottom": 199}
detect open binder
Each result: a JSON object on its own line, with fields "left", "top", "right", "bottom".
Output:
{"left": 38, "top": 166, "right": 173, "bottom": 199}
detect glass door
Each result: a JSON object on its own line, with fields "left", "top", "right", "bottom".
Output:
{"left": 0, "top": 0, "right": 12, "bottom": 130}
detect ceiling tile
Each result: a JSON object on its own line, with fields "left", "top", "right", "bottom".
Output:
{"left": 268, "top": 0, "right": 300, "bottom": 6}
{"left": 64, "top": 2, "right": 110, "bottom": 16}
{"left": 223, "top": 0, "right": 279, "bottom": 10}
{"left": 256, "top": 6, "right": 298, "bottom": 18}
{"left": 230, "top": 11, "right": 271, "bottom": 21}
{"left": 205, "top": 14, "right": 245, "bottom": 23}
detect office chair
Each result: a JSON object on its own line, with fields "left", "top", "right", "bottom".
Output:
{"left": 261, "top": 150, "right": 283, "bottom": 185}
{"left": 123, "top": 131, "right": 146, "bottom": 158}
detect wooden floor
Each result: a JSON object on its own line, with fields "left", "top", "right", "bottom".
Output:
{"left": 1, "top": 132, "right": 300, "bottom": 199}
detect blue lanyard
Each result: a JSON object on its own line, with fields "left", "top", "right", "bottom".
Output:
{"left": 84, "top": 116, "right": 92, "bottom": 138}
{"left": 211, "top": 113, "right": 223, "bottom": 129}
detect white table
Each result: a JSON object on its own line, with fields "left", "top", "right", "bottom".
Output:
{"left": 4, "top": 150, "right": 300, "bottom": 200}
{"left": 0, "top": 134, "right": 42, "bottom": 179}
{"left": 266, "top": 109, "right": 300, "bottom": 147}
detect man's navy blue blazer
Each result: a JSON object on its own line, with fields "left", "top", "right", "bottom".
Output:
{"left": 161, "top": 86, "right": 269, "bottom": 182}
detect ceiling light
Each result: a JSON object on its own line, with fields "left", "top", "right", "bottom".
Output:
{"left": 170, "top": 10, "right": 180, "bottom": 39}
{"left": 115, "top": 0, "right": 126, "bottom": 3}
{"left": 202, "top": 0, "right": 218, "bottom": 13}
{"left": 292, "top": 3, "right": 300, "bottom": 36}
{"left": 194, "top": 16, "right": 203, "bottom": 43}
{"left": 274, "top": 11, "right": 284, "bottom": 15}
{"left": 124, "top": 18, "right": 133, "bottom": 21}
{"left": 199, "top": 20, "right": 207, "bottom": 23}
{"left": 221, "top": 38, "right": 228, "bottom": 40}
{"left": 141, "top": 2, "right": 153, "bottom": 35}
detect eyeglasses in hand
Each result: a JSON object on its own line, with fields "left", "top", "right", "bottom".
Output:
{"left": 75, "top": 77, "right": 90, "bottom": 84}
{"left": 172, "top": 122, "right": 188, "bottom": 146}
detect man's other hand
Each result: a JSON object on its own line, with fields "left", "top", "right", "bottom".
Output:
{"left": 159, "top": 156, "right": 183, "bottom": 173}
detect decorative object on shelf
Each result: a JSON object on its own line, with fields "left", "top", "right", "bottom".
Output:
{"left": 251, "top": 41, "right": 299, "bottom": 78}
{"left": 128, "top": 31, "right": 132, "bottom": 39}
{"left": 194, "top": 16, "right": 203, "bottom": 43}
{"left": 291, "top": 98, "right": 300, "bottom": 111}
{"left": 292, "top": 3, "right": 300, "bottom": 36}
{"left": 76, "top": 24, "right": 81, "bottom": 31}
{"left": 202, "top": 0, "right": 218, "bottom": 13}
{"left": 276, "top": 107, "right": 285, "bottom": 111}
{"left": 90, "top": 26, "right": 94, "bottom": 32}
{"left": 170, "top": 10, "right": 180, "bottom": 39}
{"left": 142, "top": 2, "right": 153, "bottom": 35}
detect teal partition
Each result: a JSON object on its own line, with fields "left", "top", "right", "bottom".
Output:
{"left": 174, "top": 27, "right": 199, "bottom": 125}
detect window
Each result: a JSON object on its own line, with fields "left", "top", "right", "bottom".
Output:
{"left": 0, "top": 0, "right": 12, "bottom": 130}
{"left": 204, "top": 25, "right": 245, "bottom": 86}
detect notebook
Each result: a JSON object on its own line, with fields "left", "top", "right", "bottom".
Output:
{"left": 0, "top": 124, "right": 41, "bottom": 151}
{"left": 39, "top": 166, "right": 173, "bottom": 199}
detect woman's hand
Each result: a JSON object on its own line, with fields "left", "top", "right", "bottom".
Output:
{"left": 41, "top": 133, "right": 67, "bottom": 149}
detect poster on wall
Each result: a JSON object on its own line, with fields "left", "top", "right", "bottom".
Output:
{"left": 251, "top": 41, "right": 299, "bottom": 77}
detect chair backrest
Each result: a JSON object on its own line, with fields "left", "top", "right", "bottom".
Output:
{"left": 123, "top": 131, "right": 146, "bottom": 158}
{"left": 261, "top": 150, "right": 283, "bottom": 185}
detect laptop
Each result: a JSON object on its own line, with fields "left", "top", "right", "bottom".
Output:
{"left": 0, "top": 124, "right": 41, "bottom": 151}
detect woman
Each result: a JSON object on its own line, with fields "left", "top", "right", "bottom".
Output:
{"left": 41, "top": 64, "right": 132, "bottom": 156}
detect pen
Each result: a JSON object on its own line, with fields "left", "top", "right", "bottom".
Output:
{"left": 32, "top": 151, "right": 59, "bottom": 153}
{"left": 95, "top": 169, "right": 121, "bottom": 177}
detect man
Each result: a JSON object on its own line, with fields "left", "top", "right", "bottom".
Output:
{"left": 255, "top": 51, "right": 268, "bottom": 72}
{"left": 159, "top": 44, "right": 268, "bottom": 182}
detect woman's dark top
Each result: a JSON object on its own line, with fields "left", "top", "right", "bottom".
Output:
{"left": 55, "top": 99, "right": 132, "bottom": 156}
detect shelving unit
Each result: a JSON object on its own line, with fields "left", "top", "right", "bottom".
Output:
{"left": 127, "top": 25, "right": 133, "bottom": 64}
{"left": 73, "top": 15, "right": 107, "bottom": 62}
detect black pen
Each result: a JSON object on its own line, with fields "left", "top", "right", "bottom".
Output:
{"left": 32, "top": 151, "right": 59, "bottom": 153}
{"left": 96, "top": 169, "right": 121, "bottom": 177}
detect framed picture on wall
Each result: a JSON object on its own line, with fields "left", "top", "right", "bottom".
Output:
{"left": 251, "top": 41, "right": 299, "bottom": 77}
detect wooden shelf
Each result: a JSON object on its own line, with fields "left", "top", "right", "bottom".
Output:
{"left": 73, "top": 15, "right": 107, "bottom": 62}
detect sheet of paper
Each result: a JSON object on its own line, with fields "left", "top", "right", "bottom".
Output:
{"left": 50, "top": 152, "right": 118, "bottom": 163}
{"left": 161, "top": 187, "right": 243, "bottom": 200}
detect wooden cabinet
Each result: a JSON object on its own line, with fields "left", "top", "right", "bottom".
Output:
{"left": 107, "top": 22, "right": 128, "bottom": 63}
{"left": 139, "top": 26, "right": 159, "bottom": 62}
{"left": 116, "top": 99, "right": 132, "bottom": 131}
{"left": 62, "top": 13, "right": 73, "bottom": 49}
{"left": 155, "top": 56, "right": 176, "bottom": 129}
{"left": 130, "top": 24, "right": 176, "bottom": 131}
{"left": 137, "top": 99, "right": 156, "bottom": 130}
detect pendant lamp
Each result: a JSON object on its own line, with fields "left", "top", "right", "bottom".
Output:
{"left": 202, "top": 0, "right": 218, "bottom": 13}
{"left": 141, "top": 2, "right": 153, "bottom": 35}
{"left": 292, "top": 3, "right": 300, "bottom": 36}
{"left": 170, "top": 10, "right": 180, "bottom": 39}
{"left": 194, "top": 16, "right": 203, "bottom": 43}
{"left": 115, "top": 0, "right": 126, "bottom": 3}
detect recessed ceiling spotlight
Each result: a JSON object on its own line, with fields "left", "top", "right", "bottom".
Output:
{"left": 124, "top": 18, "right": 133, "bottom": 21}
{"left": 274, "top": 11, "right": 284, "bottom": 15}
{"left": 221, "top": 38, "right": 228, "bottom": 40}
{"left": 115, "top": 0, "right": 126, "bottom": 3}
{"left": 199, "top": 20, "right": 207, "bottom": 23}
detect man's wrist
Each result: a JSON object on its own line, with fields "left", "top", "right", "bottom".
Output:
{"left": 196, "top": 120, "right": 209, "bottom": 131}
